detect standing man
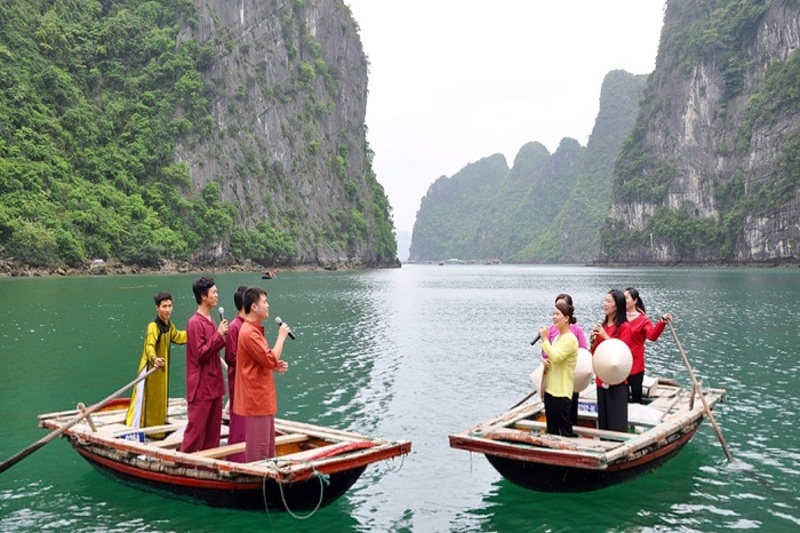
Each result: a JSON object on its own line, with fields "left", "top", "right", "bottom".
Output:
{"left": 180, "top": 277, "right": 229, "bottom": 453}
{"left": 235, "top": 286, "right": 291, "bottom": 461}
{"left": 224, "top": 285, "right": 249, "bottom": 462}
{"left": 126, "top": 291, "right": 187, "bottom": 437}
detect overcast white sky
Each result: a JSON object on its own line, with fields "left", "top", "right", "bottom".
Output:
{"left": 345, "top": 1, "right": 666, "bottom": 235}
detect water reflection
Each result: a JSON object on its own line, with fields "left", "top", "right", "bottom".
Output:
{"left": 2, "top": 266, "right": 799, "bottom": 531}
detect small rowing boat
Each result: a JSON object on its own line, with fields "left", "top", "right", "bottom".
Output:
{"left": 448, "top": 377, "right": 725, "bottom": 492}
{"left": 38, "top": 398, "right": 410, "bottom": 511}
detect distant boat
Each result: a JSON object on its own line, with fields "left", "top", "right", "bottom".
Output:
{"left": 449, "top": 377, "right": 725, "bottom": 492}
{"left": 261, "top": 269, "right": 276, "bottom": 279}
{"left": 38, "top": 398, "right": 411, "bottom": 511}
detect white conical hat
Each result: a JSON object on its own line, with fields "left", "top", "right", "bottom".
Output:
{"left": 592, "top": 338, "right": 633, "bottom": 385}
{"left": 530, "top": 364, "right": 545, "bottom": 392}
{"left": 574, "top": 348, "right": 594, "bottom": 391}
{"left": 530, "top": 350, "right": 594, "bottom": 393}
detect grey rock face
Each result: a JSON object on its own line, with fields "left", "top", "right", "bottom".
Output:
{"left": 604, "top": 1, "right": 800, "bottom": 263}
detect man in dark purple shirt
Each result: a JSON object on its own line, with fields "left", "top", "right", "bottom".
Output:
{"left": 223, "top": 285, "right": 248, "bottom": 461}
{"left": 180, "top": 277, "right": 228, "bottom": 453}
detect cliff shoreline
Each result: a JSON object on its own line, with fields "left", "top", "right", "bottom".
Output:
{"left": 589, "top": 259, "right": 800, "bottom": 268}
{"left": 0, "top": 258, "right": 402, "bottom": 278}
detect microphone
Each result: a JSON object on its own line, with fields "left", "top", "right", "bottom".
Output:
{"left": 589, "top": 323, "right": 602, "bottom": 345}
{"left": 530, "top": 333, "right": 541, "bottom": 346}
{"left": 274, "top": 317, "right": 296, "bottom": 340}
{"left": 218, "top": 306, "right": 225, "bottom": 322}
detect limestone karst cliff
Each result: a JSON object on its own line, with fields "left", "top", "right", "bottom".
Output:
{"left": 602, "top": 0, "right": 800, "bottom": 264}
{"left": 0, "top": 0, "right": 395, "bottom": 271}
{"left": 408, "top": 70, "right": 645, "bottom": 263}
{"left": 177, "top": 0, "right": 395, "bottom": 267}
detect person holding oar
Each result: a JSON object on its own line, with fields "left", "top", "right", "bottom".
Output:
{"left": 125, "top": 291, "right": 187, "bottom": 438}
{"left": 538, "top": 300, "right": 579, "bottom": 437}
{"left": 624, "top": 287, "right": 672, "bottom": 403}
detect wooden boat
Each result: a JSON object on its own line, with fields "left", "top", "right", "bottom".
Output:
{"left": 38, "top": 398, "right": 410, "bottom": 511}
{"left": 449, "top": 378, "right": 725, "bottom": 492}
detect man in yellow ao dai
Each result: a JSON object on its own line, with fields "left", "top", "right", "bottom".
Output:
{"left": 125, "top": 292, "right": 187, "bottom": 437}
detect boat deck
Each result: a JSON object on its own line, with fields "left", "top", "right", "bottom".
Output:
{"left": 38, "top": 398, "right": 411, "bottom": 483}
{"left": 449, "top": 378, "right": 725, "bottom": 469}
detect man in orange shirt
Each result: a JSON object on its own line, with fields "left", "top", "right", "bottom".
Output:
{"left": 234, "top": 287, "right": 291, "bottom": 461}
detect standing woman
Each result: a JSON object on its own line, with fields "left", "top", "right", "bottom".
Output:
{"left": 624, "top": 287, "right": 673, "bottom": 403}
{"left": 539, "top": 300, "right": 579, "bottom": 437}
{"left": 542, "top": 293, "right": 588, "bottom": 424}
{"left": 590, "top": 289, "right": 632, "bottom": 432}
{"left": 543, "top": 294, "right": 588, "bottom": 350}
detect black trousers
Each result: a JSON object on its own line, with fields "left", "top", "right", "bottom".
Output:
{"left": 570, "top": 391, "right": 579, "bottom": 425}
{"left": 544, "top": 393, "right": 575, "bottom": 437}
{"left": 597, "top": 383, "right": 628, "bottom": 432}
{"left": 628, "top": 371, "right": 644, "bottom": 403}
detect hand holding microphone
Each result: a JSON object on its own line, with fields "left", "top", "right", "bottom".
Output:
{"left": 589, "top": 323, "right": 604, "bottom": 345}
{"left": 531, "top": 325, "right": 550, "bottom": 345}
{"left": 217, "top": 306, "right": 229, "bottom": 336}
{"left": 274, "top": 316, "right": 296, "bottom": 340}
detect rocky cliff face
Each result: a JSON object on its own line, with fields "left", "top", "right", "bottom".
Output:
{"left": 175, "top": 0, "right": 394, "bottom": 267}
{"left": 409, "top": 140, "right": 585, "bottom": 262}
{"left": 603, "top": 0, "right": 800, "bottom": 264}
{"left": 518, "top": 70, "right": 647, "bottom": 262}
{"left": 408, "top": 70, "right": 645, "bottom": 264}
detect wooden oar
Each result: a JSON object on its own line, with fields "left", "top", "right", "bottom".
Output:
{"left": 0, "top": 366, "right": 160, "bottom": 475}
{"left": 665, "top": 319, "right": 734, "bottom": 462}
{"left": 509, "top": 335, "right": 546, "bottom": 409}
{"left": 509, "top": 390, "right": 537, "bottom": 410}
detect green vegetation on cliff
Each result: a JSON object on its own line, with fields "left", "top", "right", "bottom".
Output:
{"left": 0, "top": 0, "right": 395, "bottom": 270}
{"left": 613, "top": 0, "right": 769, "bottom": 209}
{"left": 0, "top": 0, "right": 291, "bottom": 267}
{"left": 517, "top": 70, "right": 647, "bottom": 262}
{"left": 603, "top": 0, "right": 800, "bottom": 263}
{"left": 410, "top": 70, "right": 646, "bottom": 263}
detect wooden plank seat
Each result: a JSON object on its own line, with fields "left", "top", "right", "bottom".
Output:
{"left": 147, "top": 435, "right": 184, "bottom": 449}
{"left": 112, "top": 423, "right": 184, "bottom": 437}
{"left": 275, "top": 439, "right": 375, "bottom": 462}
{"left": 147, "top": 426, "right": 230, "bottom": 449}
{"left": 515, "top": 420, "right": 633, "bottom": 441}
{"left": 194, "top": 434, "right": 310, "bottom": 459}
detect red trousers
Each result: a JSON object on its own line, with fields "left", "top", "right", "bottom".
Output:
{"left": 226, "top": 411, "right": 247, "bottom": 462}
{"left": 245, "top": 415, "right": 276, "bottom": 462}
{"left": 180, "top": 396, "right": 222, "bottom": 453}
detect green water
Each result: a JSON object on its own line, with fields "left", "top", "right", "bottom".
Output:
{"left": 0, "top": 266, "right": 798, "bottom": 532}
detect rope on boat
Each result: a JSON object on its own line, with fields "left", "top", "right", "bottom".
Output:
{"left": 379, "top": 448, "right": 407, "bottom": 475}
{"left": 261, "top": 458, "right": 330, "bottom": 520}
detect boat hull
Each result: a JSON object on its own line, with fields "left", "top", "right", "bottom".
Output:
{"left": 36, "top": 397, "right": 410, "bottom": 511}
{"left": 484, "top": 421, "right": 699, "bottom": 492}
{"left": 449, "top": 380, "right": 725, "bottom": 492}
{"left": 74, "top": 443, "right": 365, "bottom": 511}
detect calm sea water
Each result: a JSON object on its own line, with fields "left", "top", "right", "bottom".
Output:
{"left": 0, "top": 265, "right": 798, "bottom": 532}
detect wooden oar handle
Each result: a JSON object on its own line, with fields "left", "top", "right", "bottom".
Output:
{"left": 666, "top": 321, "right": 734, "bottom": 462}
{"left": 0, "top": 366, "right": 160, "bottom": 475}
